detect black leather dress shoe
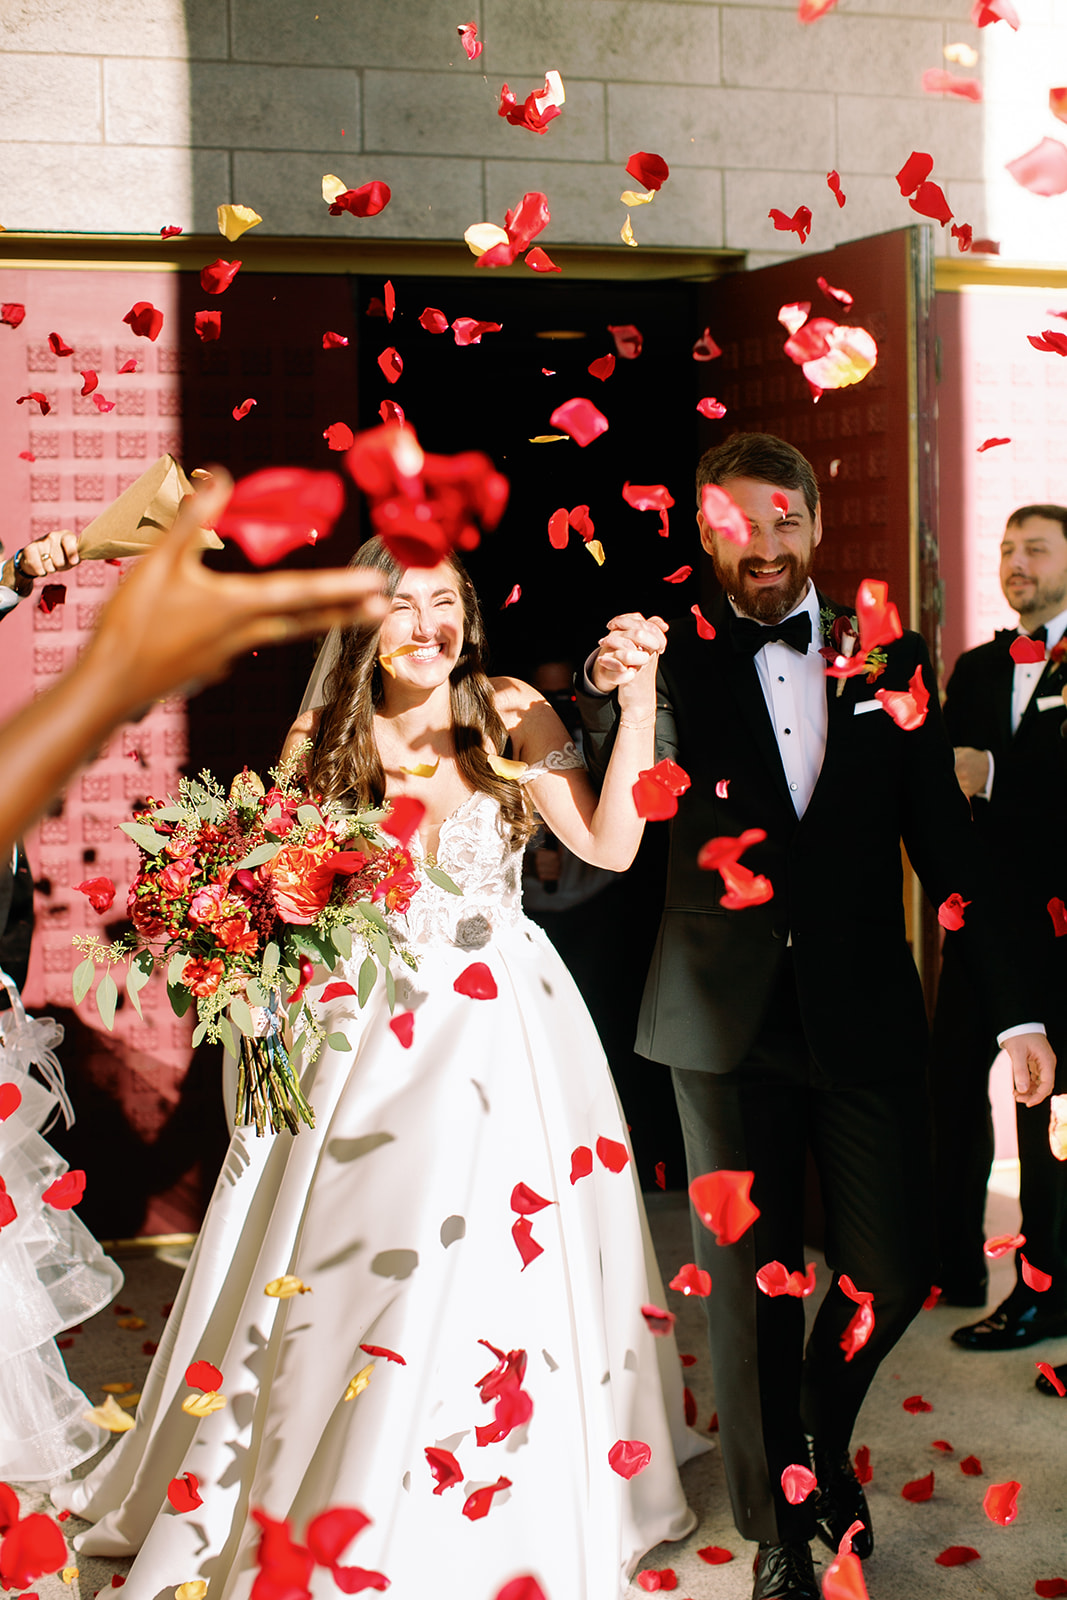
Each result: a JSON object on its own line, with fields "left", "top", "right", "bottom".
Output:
{"left": 812, "top": 1451, "right": 874, "bottom": 1560}
{"left": 951, "top": 1299, "right": 1067, "bottom": 1350}
{"left": 1035, "top": 1360, "right": 1067, "bottom": 1396}
{"left": 753, "top": 1541, "right": 819, "bottom": 1600}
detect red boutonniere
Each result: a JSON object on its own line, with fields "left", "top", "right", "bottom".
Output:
{"left": 818, "top": 608, "right": 888, "bottom": 696}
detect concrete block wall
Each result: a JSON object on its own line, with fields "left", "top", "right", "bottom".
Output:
{"left": 0, "top": 0, "right": 1063, "bottom": 262}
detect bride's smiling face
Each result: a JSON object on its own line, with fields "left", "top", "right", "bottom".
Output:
{"left": 377, "top": 561, "right": 465, "bottom": 688}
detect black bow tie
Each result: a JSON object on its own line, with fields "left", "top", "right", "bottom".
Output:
{"left": 732, "top": 612, "right": 812, "bottom": 658}
{"left": 997, "top": 625, "right": 1047, "bottom": 647}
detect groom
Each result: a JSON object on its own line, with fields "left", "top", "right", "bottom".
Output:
{"left": 578, "top": 433, "right": 1055, "bottom": 1600}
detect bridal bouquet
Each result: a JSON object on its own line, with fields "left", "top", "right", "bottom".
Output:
{"left": 71, "top": 753, "right": 443, "bottom": 1135}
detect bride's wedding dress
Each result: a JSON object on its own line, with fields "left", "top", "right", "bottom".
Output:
{"left": 56, "top": 759, "right": 702, "bottom": 1597}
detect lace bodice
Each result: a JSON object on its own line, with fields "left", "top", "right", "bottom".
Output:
{"left": 391, "top": 743, "right": 585, "bottom": 952}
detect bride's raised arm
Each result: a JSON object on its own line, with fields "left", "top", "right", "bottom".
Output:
{"left": 497, "top": 611, "right": 668, "bottom": 872}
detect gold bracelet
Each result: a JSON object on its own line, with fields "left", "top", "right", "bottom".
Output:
{"left": 618, "top": 716, "right": 656, "bottom": 730}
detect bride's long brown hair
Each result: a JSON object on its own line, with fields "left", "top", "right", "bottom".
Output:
{"left": 307, "top": 537, "right": 536, "bottom": 850}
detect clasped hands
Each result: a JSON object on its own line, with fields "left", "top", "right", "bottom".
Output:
{"left": 590, "top": 612, "right": 669, "bottom": 709}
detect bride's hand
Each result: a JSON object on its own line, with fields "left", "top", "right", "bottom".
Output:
{"left": 590, "top": 612, "right": 668, "bottom": 704}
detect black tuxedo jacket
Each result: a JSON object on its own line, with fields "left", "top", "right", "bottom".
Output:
{"left": 941, "top": 631, "right": 1067, "bottom": 1002}
{"left": 579, "top": 590, "right": 1036, "bottom": 1081}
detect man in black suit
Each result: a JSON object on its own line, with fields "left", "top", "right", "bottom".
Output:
{"left": 931, "top": 504, "right": 1067, "bottom": 1374}
{"left": 578, "top": 434, "right": 1055, "bottom": 1600}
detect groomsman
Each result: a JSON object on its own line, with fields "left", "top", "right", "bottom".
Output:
{"left": 931, "top": 504, "right": 1067, "bottom": 1374}
{"left": 579, "top": 434, "right": 1055, "bottom": 1600}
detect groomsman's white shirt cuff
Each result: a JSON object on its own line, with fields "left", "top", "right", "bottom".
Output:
{"left": 977, "top": 751, "right": 995, "bottom": 803}
{"left": 0, "top": 586, "right": 23, "bottom": 617}
{"left": 997, "top": 1023, "right": 1046, "bottom": 1044}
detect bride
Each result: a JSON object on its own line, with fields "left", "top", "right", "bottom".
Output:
{"left": 55, "top": 537, "right": 702, "bottom": 1598}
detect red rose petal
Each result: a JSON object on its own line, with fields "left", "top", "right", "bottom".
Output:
{"left": 118, "top": 358, "right": 137, "bottom": 373}
{"left": 697, "top": 1546, "right": 734, "bottom": 1564}
{"left": 781, "top": 1464, "right": 818, "bottom": 1504}
{"left": 377, "top": 346, "right": 403, "bottom": 382}
{"left": 977, "top": 436, "right": 1011, "bottom": 451}
{"left": 16, "top": 392, "right": 50, "bottom": 415}
{"left": 0, "top": 1511, "right": 67, "bottom": 1588}
{"left": 501, "top": 583, "right": 521, "bottom": 608}
{"left": 897, "top": 151, "right": 934, "bottom": 196}
{"left": 768, "top": 205, "right": 812, "bottom": 243}
{"left": 625, "top": 151, "right": 669, "bottom": 191}
{"left": 323, "top": 330, "right": 349, "bottom": 348}
{"left": 839, "top": 1274, "right": 875, "bottom": 1360}
{"left": 419, "top": 307, "right": 449, "bottom": 334}
{"left": 382, "top": 280, "right": 395, "bottom": 323}
{"left": 454, "top": 962, "right": 497, "bottom": 1000}
{"left": 378, "top": 400, "right": 405, "bottom": 425}
{"left": 194, "top": 310, "right": 221, "bottom": 342}
{"left": 715, "top": 778, "right": 730, "bottom": 798}
{"left": 655, "top": 1160, "right": 666, "bottom": 1189}
{"left": 547, "top": 507, "right": 570, "bottom": 549}
{"left": 636, "top": 1570, "right": 677, "bottom": 1592}
{"left": 633, "top": 773, "right": 678, "bottom": 819}
{"left": 689, "top": 1170, "right": 760, "bottom": 1245}
{"left": 607, "top": 323, "right": 643, "bottom": 359}
{"left": 817, "top": 276, "right": 854, "bottom": 311}
{"left": 42, "top": 1170, "right": 85, "bottom": 1210}
{"left": 910, "top": 181, "right": 953, "bottom": 225}
{"left": 1007, "top": 138, "right": 1067, "bottom": 197}
{"left": 359, "top": 1343, "right": 406, "bottom": 1364}
{"left": 596, "top": 1136, "right": 630, "bottom": 1172}
{"left": 961, "top": 1456, "right": 983, "bottom": 1475}
{"left": 525, "top": 247, "right": 560, "bottom": 273}
{"left": 1048, "top": 898, "right": 1067, "bottom": 937}
{"left": 588, "top": 353, "right": 615, "bottom": 381}
{"left": 827, "top": 170, "right": 846, "bottom": 206}
{"left": 185, "top": 1359, "right": 223, "bottom": 1391}
{"left": 622, "top": 482, "right": 674, "bottom": 538}
{"left": 903, "top": 1394, "right": 933, "bottom": 1413}
{"left": 451, "top": 318, "right": 502, "bottom": 347}
{"left": 823, "top": 1551, "right": 870, "bottom": 1600}
{"left": 692, "top": 327, "right": 722, "bottom": 361}
{"left": 166, "top": 1473, "right": 203, "bottom": 1513}
{"left": 570, "top": 1145, "right": 593, "bottom": 1184}
{"left": 641, "top": 1303, "right": 677, "bottom": 1336}
{"left": 494, "top": 1581, "right": 547, "bottom": 1600}
{"left": 510, "top": 1182, "right": 553, "bottom": 1214}
{"left": 323, "top": 421, "right": 355, "bottom": 452}
{"left": 549, "top": 397, "right": 609, "bottom": 447}
{"left": 757, "top": 1260, "right": 817, "bottom": 1297}
{"left": 1021, "top": 1254, "right": 1053, "bottom": 1292}
{"left": 1036, "top": 1582, "right": 1067, "bottom": 1598}
{"left": 1036, "top": 1361, "right": 1067, "bottom": 1396}
{"left": 854, "top": 1445, "right": 872, "bottom": 1484}
{"left": 47, "top": 331, "right": 73, "bottom": 357}
{"left": 216, "top": 466, "right": 346, "bottom": 566}
{"left": 664, "top": 565, "right": 692, "bottom": 583}
{"left": 511, "top": 1215, "right": 543, "bottom": 1268}
{"left": 985, "top": 1231, "right": 1026, "bottom": 1257}
{"left": 0, "top": 1191, "right": 17, "bottom": 1229}
{"left": 1010, "top": 634, "right": 1047, "bottom": 663}
{"left": 304, "top": 1506, "right": 372, "bottom": 1573}
{"left": 983, "top": 1479, "right": 1021, "bottom": 1525}
{"left": 608, "top": 1439, "right": 651, "bottom": 1479}
{"left": 160, "top": 224, "right": 182, "bottom": 238}
{"left": 1052, "top": 88, "right": 1067, "bottom": 123}
{"left": 875, "top": 664, "right": 930, "bottom": 731}
{"left": 932, "top": 1440, "right": 954, "bottom": 1452}
{"left": 902, "top": 1471, "right": 935, "bottom": 1502}
{"left": 201, "top": 259, "right": 242, "bottom": 294}
{"left": 498, "top": 75, "right": 564, "bottom": 135}
{"left": 328, "top": 181, "right": 392, "bottom": 218}
{"left": 0, "top": 1083, "right": 22, "bottom": 1121}
{"left": 1029, "top": 331, "right": 1067, "bottom": 356}
{"left": 696, "top": 396, "right": 727, "bottom": 418}
{"left": 669, "top": 1262, "right": 711, "bottom": 1296}
{"left": 462, "top": 1476, "right": 511, "bottom": 1520}
{"left": 122, "top": 301, "right": 163, "bottom": 340}
{"left": 457, "top": 21, "right": 483, "bottom": 60}
{"left": 233, "top": 397, "right": 257, "bottom": 420}
{"left": 923, "top": 69, "right": 982, "bottom": 99}
{"left": 381, "top": 795, "right": 425, "bottom": 846}
{"left": 425, "top": 1446, "right": 463, "bottom": 1493}
{"left": 700, "top": 482, "right": 751, "bottom": 545}
{"left": 73, "top": 875, "right": 116, "bottom": 913}
{"left": 389, "top": 1011, "right": 415, "bottom": 1049}
{"left": 1, "top": 303, "right": 27, "bottom": 328}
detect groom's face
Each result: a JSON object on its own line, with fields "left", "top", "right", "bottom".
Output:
{"left": 698, "top": 476, "right": 822, "bottom": 623}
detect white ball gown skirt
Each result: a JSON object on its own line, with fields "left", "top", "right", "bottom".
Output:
{"left": 1, "top": 1012, "right": 123, "bottom": 1483}
{"left": 54, "top": 916, "right": 704, "bottom": 1599}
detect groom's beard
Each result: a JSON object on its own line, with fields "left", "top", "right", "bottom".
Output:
{"left": 713, "top": 548, "right": 815, "bottom": 623}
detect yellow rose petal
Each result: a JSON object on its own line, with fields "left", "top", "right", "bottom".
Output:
{"left": 528, "top": 434, "right": 569, "bottom": 444}
{"left": 343, "top": 1364, "right": 375, "bottom": 1401}
{"left": 620, "top": 189, "right": 655, "bottom": 206}
{"left": 586, "top": 539, "right": 606, "bottom": 566}
{"left": 401, "top": 761, "right": 440, "bottom": 778}
{"left": 487, "top": 754, "right": 529, "bottom": 781}
{"left": 944, "top": 40, "right": 978, "bottom": 64}
{"left": 620, "top": 215, "right": 638, "bottom": 248}
{"left": 116, "top": 1315, "right": 147, "bottom": 1330}
{"left": 101, "top": 1380, "right": 135, "bottom": 1394}
{"left": 118, "top": 1390, "right": 142, "bottom": 1410}
{"left": 264, "top": 1274, "right": 312, "bottom": 1298}
{"left": 322, "top": 174, "right": 347, "bottom": 204}
{"left": 84, "top": 1394, "right": 136, "bottom": 1432}
{"left": 176, "top": 1582, "right": 209, "bottom": 1600}
{"left": 464, "top": 221, "right": 510, "bottom": 258}
{"left": 181, "top": 1389, "right": 227, "bottom": 1416}
{"left": 217, "top": 203, "right": 263, "bottom": 242}
{"left": 62, "top": 1567, "right": 78, "bottom": 1584}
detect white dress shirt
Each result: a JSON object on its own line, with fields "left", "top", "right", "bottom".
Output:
{"left": 731, "top": 582, "right": 826, "bottom": 818}
{"left": 977, "top": 602, "right": 1067, "bottom": 802}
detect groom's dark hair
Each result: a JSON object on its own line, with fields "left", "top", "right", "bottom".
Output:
{"left": 696, "top": 432, "right": 819, "bottom": 517}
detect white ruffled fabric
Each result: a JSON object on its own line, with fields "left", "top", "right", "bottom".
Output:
{"left": 56, "top": 779, "right": 705, "bottom": 1596}
{"left": 0, "top": 980, "right": 123, "bottom": 1483}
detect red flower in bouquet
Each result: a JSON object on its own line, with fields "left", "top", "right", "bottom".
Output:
{"left": 187, "top": 882, "right": 230, "bottom": 925}
{"left": 371, "top": 847, "right": 419, "bottom": 914}
{"left": 183, "top": 957, "right": 225, "bottom": 996}
{"left": 160, "top": 857, "right": 196, "bottom": 897}
{"left": 127, "top": 882, "right": 166, "bottom": 939}
{"left": 267, "top": 842, "right": 367, "bottom": 924}
{"left": 217, "top": 914, "right": 259, "bottom": 955}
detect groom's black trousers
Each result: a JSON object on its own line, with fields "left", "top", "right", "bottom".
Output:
{"left": 671, "top": 957, "right": 934, "bottom": 1544}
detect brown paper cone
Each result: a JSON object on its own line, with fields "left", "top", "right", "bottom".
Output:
{"left": 75, "top": 456, "right": 224, "bottom": 562}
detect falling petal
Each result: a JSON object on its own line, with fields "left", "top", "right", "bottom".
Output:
{"left": 48, "top": 331, "right": 74, "bottom": 357}
{"left": 462, "top": 1476, "right": 512, "bottom": 1520}
{"left": 342, "top": 1365, "right": 374, "bottom": 1402}
{"left": 689, "top": 1170, "right": 759, "bottom": 1245}
{"left": 945, "top": 40, "right": 979, "bottom": 63}
{"left": 768, "top": 206, "right": 812, "bottom": 243}
{"left": 588, "top": 353, "right": 615, "bottom": 381}
{"left": 779, "top": 302, "right": 812, "bottom": 336}
{"left": 641, "top": 1303, "right": 677, "bottom": 1336}
{"left": 451, "top": 318, "right": 502, "bottom": 347}
{"left": 696, "top": 397, "right": 726, "bottom": 418}
{"left": 454, "top": 963, "right": 498, "bottom": 999}
{"left": 856, "top": 579, "right": 903, "bottom": 651}
{"left": 875, "top": 664, "right": 930, "bottom": 730}
{"left": 511, "top": 1182, "right": 553, "bottom": 1214}
{"left": 625, "top": 152, "right": 670, "bottom": 191}
{"left": 1029, "top": 331, "right": 1067, "bottom": 355}
{"left": 42, "top": 1170, "right": 86, "bottom": 1209}
{"left": 217, "top": 466, "right": 345, "bottom": 566}
{"left": 715, "top": 778, "right": 730, "bottom": 798}
{"left": 818, "top": 277, "right": 855, "bottom": 311}
{"left": 700, "top": 483, "right": 751, "bottom": 544}
{"left": 608, "top": 1439, "right": 652, "bottom": 1478}
{"left": 487, "top": 753, "right": 528, "bottom": 779}
{"left": 922, "top": 68, "right": 982, "bottom": 99}
{"left": 620, "top": 214, "right": 638, "bottom": 247}
{"left": 328, "top": 180, "right": 392, "bottom": 217}
{"left": 607, "top": 323, "right": 643, "bottom": 358}
{"left": 167, "top": 1474, "right": 203, "bottom": 1513}
{"left": 909, "top": 180, "right": 954, "bottom": 224}
{"left": 526, "top": 247, "right": 560, "bottom": 272}
{"left": 200, "top": 259, "right": 242, "bottom": 294}
{"left": 1036, "top": 1361, "right": 1066, "bottom": 1396}
{"left": 782, "top": 1464, "right": 818, "bottom": 1504}
{"left": 802, "top": 324, "right": 878, "bottom": 392}
{"left": 937, "top": 894, "right": 970, "bottom": 930}
{"left": 384, "top": 280, "right": 396, "bottom": 322}
{"left": 377, "top": 346, "right": 403, "bottom": 382}
{"left": 757, "top": 1260, "right": 817, "bottom": 1297}
{"left": 897, "top": 152, "right": 935, "bottom": 196}
{"left": 570, "top": 1146, "right": 593, "bottom": 1183}
{"left": 185, "top": 1360, "right": 223, "bottom": 1392}
{"left": 426, "top": 1445, "right": 464, "bottom": 1493}
{"left": 827, "top": 170, "right": 847, "bottom": 206}
{"left": 83, "top": 1394, "right": 136, "bottom": 1432}
{"left": 324, "top": 422, "right": 355, "bottom": 451}
{"left": 464, "top": 222, "right": 510, "bottom": 258}
{"left": 263, "top": 1275, "right": 312, "bottom": 1297}
{"left": 323, "top": 330, "right": 349, "bottom": 348}
{"left": 122, "top": 301, "right": 164, "bottom": 340}
{"left": 388, "top": 1012, "right": 415, "bottom": 1048}
{"left": 1021, "top": 1254, "right": 1053, "bottom": 1292}
{"left": 1, "top": 302, "right": 26, "bottom": 328}
{"left": 977, "top": 436, "right": 1010, "bottom": 451}
{"left": 664, "top": 565, "right": 692, "bottom": 583}
{"left": 16, "top": 391, "right": 51, "bottom": 415}
{"left": 823, "top": 1551, "right": 870, "bottom": 1600}
{"left": 194, "top": 310, "right": 221, "bottom": 342}
{"left": 596, "top": 1136, "right": 630, "bottom": 1172}
{"left": 669, "top": 1263, "right": 711, "bottom": 1296}
{"left": 498, "top": 71, "right": 565, "bottom": 134}
{"left": 457, "top": 21, "right": 483, "bottom": 59}
{"left": 549, "top": 397, "right": 609, "bottom": 446}
{"left": 692, "top": 327, "right": 722, "bottom": 361}
{"left": 217, "top": 203, "right": 262, "bottom": 241}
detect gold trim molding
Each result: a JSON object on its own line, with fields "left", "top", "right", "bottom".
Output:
{"left": 936, "top": 256, "right": 1067, "bottom": 293}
